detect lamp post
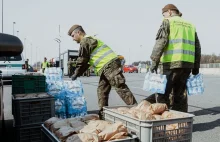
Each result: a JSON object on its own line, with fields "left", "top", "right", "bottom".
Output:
{"left": 24, "top": 38, "right": 26, "bottom": 59}
{"left": 2, "top": 0, "right": 3, "bottom": 33}
{"left": 36, "top": 47, "right": 38, "bottom": 70}
{"left": 30, "top": 43, "right": 32, "bottom": 65}
{"left": 140, "top": 45, "right": 142, "bottom": 61}
{"left": 129, "top": 48, "right": 130, "bottom": 65}
{"left": 54, "top": 38, "right": 61, "bottom": 67}
{"left": 13, "top": 22, "right": 16, "bottom": 35}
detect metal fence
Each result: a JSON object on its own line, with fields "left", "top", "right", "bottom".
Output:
{"left": 200, "top": 63, "right": 220, "bottom": 68}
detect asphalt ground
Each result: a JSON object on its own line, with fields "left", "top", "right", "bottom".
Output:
{"left": 79, "top": 73, "right": 220, "bottom": 142}
{"left": 1, "top": 73, "right": 220, "bottom": 142}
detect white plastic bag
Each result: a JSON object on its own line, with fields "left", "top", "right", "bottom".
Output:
{"left": 186, "top": 73, "right": 204, "bottom": 96}
{"left": 143, "top": 72, "right": 167, "bottom": 94}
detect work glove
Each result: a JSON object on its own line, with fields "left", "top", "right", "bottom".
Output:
{"left": 71, "top": 75, "right": 77, "bottom": 81}
{"left": 150, "top": 61, "right": 158, "bottom": 74}
{"left": 192, "top": 68, "right": 199, "bottom": 75}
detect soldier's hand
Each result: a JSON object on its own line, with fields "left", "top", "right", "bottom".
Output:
{"left": 192, "top": 68, "right": 199, "bottom": 75}
{"left": 71, "top": 75, "right": 77, "bottom": 81}
{"left": 150, "top": 61, "right": 158, "bottom": 74}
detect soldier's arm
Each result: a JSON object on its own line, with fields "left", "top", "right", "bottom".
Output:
{"left": 74, "top": 38, "right": 98, "bottom": 77}
{"left": 150, "top": 19, "right": 170, "bottom": 64}
{"left": 194, "top": 32, "right": 201, "bottom": 68}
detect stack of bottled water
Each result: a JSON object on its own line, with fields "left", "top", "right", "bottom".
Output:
{"left": 186, "top": 73, "right": 204, "bottom": 96}
{"left": 44, "top": 67, "right": 62, "bottom": 83}
{"left": 48, "top": 90, "right": 67, "bottom": 119}
{"left": 143, "top": 72, "right": 167, "bottom": 94}
{"left": 65, "top": 90, "right": 87, "bottom": 118}
{"left": 45, "top": 68, "right": 87, "bottom": 118}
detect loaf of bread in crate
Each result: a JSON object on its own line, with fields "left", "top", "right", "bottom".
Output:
{"left": 44, "top": 117, "right": 61, "bottom": 129}
{"left": 135, "top": 100, "right": 151, "bottom": 112}
{"left": 162, "top": 111, "right": 185, "bottom": 119}
{"left": 50, "top": 119, "right": 70, "bottom": 133}
{"left": 108, "top": 132, "right": 129, "bottom": 141}
{"left": 98, "top": 122, "right": 128, "bottom": 141}
{"left": 80, "top": 114, "right": 100, "bottom": 123}
{"left": 66, "top": 133, "right": 101, "bottom": 142}
{"left": 146, "top": 103, "right": 168, "bottom": 114}
{"left": 153, "top": 114, "right": 163, "bottom": 120}
{"left": 80, "top": 120, "right": 112, "bottom": 134}
{"left": 67, "top": 120, "right": 86, "bottom": 132}
{"left": 55, "top": 126, "right": 77, "bottom": 142}
{"left": 79, "top": 125, "right": 100, "bottom": 134}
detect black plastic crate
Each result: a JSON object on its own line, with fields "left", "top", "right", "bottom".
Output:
{"left": 15, "top": 124, "right": 42, "bottom": 142}
{"left": 13, "top": 96, "right": 55, "bottom": 126}
{"left": 12, "top": 75, "right": 46, "bottom": 94}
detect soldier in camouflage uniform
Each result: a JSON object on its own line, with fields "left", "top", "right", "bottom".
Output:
{"left": 147, "top": 4, "right": 201, "bottom": 112}
{"left": 68, "top": 25, "right": 137, "bottom": 118}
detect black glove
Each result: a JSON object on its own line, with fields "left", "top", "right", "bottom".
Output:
{"left": 192, "top": 68, "right": 199, "bottom": 75}
{"left": 150, "top": 61, "right": 158, "bottom": 73}
{"left": 71, "top": 75, "right": 77, "bottom": 81}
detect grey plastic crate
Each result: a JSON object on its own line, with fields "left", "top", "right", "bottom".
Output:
{"left": 41, "top": 124, "right": 138, "bottom": 142}
{"left": 103, "top": 105, "right": 194, "bottom": 142}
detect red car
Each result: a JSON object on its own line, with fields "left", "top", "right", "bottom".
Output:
{"left": 123, "top": 65, "right": 138, "bottom": 73}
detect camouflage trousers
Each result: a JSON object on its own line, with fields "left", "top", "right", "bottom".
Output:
{"left": 68, "top": 67, "right": 73, "bottom": 77}
{"left": 144, "top": 68, "right": 191, "bottom": 112}
{"left": 97, "top": 69, "right": 137, "bottom": 119}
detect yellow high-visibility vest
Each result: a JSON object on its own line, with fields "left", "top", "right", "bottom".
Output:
{"left": 160, "top": 16, "right": 196, "bottom": 64}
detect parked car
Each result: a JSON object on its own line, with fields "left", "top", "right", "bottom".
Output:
{"left": 0, "top": 54, "right": 26, "bottom": 80}
{"left": 123, "top": 65, "right": 138, "bottom": 73}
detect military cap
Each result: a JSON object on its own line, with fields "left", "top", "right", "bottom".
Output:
{"left": 162, "top": 4, "right": 181, "bottom": 14}
{"left": 68, "top": 24, "right": 81, "bottom": 36}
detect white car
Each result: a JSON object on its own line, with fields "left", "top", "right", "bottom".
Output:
{"left": 0, "top": 54, "right": 26, "bottom": 80}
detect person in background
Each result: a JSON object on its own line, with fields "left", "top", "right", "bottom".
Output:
{"left": 72, "top": 58, "right": 77, "bottom": 74}
{"left": 67, "top": 58, "right": 73, "bottom": 78}
{"left": 25, "top": 59, "right": 29, "bottom": 72}
{"left": 146, "top": 63, "right": 149, "bottom": 73}
{"left": 41, "top": 57, "right": 49, "bottom": 73}
{"left": 138, "top": 62, "right": 142, "bottom": 73}
{"left": 49, "top": 59, "right": 54, "bottom": 67}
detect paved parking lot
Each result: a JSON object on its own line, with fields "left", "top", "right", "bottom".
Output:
{"left": 2, "top": 73, "right": 220, "bottom": 142}
{"left": 79, "top": 73, "right": 220, "bottom": 142}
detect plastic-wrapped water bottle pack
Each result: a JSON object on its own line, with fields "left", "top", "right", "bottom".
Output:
{"left": 47, "top": 81, "right": 65, "bottom": 92}
{"left": 186, "top": 73, "right": 204, "bottom": 96}
{"left": 65, "top": 90, "right": 87, "bottom": 118}
{"left": 63, "top": 81, "right": 84, "bottom": 95}
{"left": 48, "top": 90, "right": 67, "bottom": 119}
{"left": 45, "top": 68, "right": 87, "bottom": 118}
{"left": 143, "top": 72, "right": 167, "bottom": 94}
{"left": 44, "top": 67, "right": 63, "bottom": 82}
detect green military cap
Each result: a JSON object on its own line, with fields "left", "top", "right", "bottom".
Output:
{"left": 68, "top": 24, "right": 81, "bottom": 36}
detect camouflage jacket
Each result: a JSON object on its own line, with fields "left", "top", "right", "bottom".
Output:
{"left": 74, "top": 36, "right": 119, "bottom": 77}
{"left": 150, "top": 18, "right": 201, "bottom": 69}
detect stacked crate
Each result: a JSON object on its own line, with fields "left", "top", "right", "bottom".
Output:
{"left": 12, "top": 75, "right": 55, "bottom": 142}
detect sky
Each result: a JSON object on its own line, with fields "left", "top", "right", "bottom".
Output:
{"left": 1, "top": 0, "right": 219, "bottom": 65}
